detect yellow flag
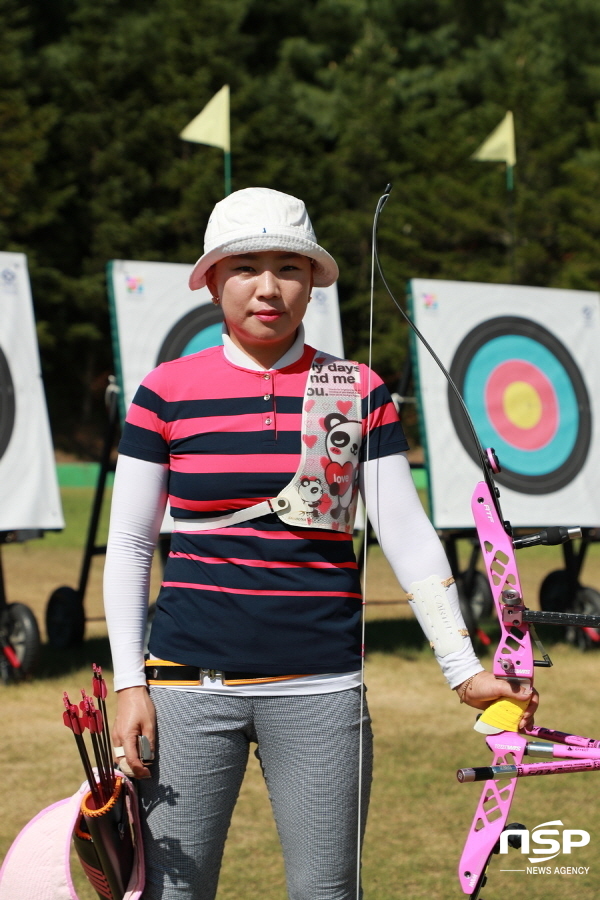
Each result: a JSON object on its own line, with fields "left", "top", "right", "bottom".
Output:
{"left": 180, "top": 85, "right": 230, "bottom": 152}
{"left": 471, "top": 111, "right": 516, "bottom": 167}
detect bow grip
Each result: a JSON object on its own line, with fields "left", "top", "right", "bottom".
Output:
{"left": 474, "top": 697, "right": 529, "bottom": 735}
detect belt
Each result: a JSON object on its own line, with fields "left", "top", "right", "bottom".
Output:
{"left": 145, "top": 660, "right": 309, "bottom": 687}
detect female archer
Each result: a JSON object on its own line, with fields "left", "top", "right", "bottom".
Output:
{"left": 104, "top": 187, "right": 537, "bottom": 900}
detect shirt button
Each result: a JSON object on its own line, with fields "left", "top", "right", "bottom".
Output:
{"left": 264, "top": 394, "right": 271, "bottom": 401}
{"left": 263, "top": 374, "right": 271, "bottom": 380}
{"left": 265, "top": 418, "right": 272, "bottom": 425}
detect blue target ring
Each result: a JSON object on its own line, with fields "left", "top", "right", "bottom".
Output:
{"left": 464, "top": 336, "right": 577, "bottom": 474}
{"left": 448, "top": 317, "right": 591, "bottom": 494}
{"left": 156, "top": 304, "right": 224, "bottom": 365}
{"left": 180, "top": 322, "right": 224, "bottom": 356}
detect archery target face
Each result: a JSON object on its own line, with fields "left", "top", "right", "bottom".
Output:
{"left": 0, "top": 344, "right": 15, "bottom": 460}
{"left": 0, "top": 253, "right": 63, "bottom": 531}
{"left": 448, "top": 317, "right": 592, "bottom": 494}
{"left": 108, "top": 259, "right": 344, "bottom": 418}
{"left": 409, "top": 279, "right": 600, "bottom": 528}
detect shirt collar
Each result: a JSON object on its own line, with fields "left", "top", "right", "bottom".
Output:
{"left": 221, "top": 324, "right": 306, "bottom": 371}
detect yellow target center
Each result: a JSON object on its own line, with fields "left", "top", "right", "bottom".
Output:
{"left": 503, "top": 381, "right": 542, "bottom": 429}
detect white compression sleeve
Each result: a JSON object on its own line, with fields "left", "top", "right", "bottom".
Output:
{"left": 360, "top": 452, "right": 483, "bottom": 688}
{"left": 103, "top": 454, "right": 168, "bottom": 691}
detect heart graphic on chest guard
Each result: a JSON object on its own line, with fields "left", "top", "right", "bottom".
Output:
{"left": 318, "top": 493, "right": 332, "bottom": 513}
{"left": 304, "top": 399, "right": 315, "bottom": 412}
{"left": 325, "top": 461, "right": 354, "bottom": 496}
{"left": 302, "top": 434, "right": 318, "bottom": 448}
{"left": 336, "top": 400, "right": 352, "bottom": 415}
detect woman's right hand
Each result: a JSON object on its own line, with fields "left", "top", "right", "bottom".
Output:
{"left": 112, "top": 685, "right": 156, "bottom": 779}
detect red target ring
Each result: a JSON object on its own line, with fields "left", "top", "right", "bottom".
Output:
{"left": 485, "top": 360, "right": 558, "bottom": 451}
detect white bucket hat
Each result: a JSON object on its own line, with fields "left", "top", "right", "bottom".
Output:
{"left": 189, "top": 187, "right": 339, "bottom": 290}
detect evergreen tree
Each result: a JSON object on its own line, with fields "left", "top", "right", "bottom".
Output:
{"left": 3, "top": 0, "right": 600, "bottom": 450}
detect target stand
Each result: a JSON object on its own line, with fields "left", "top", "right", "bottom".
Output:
{"left": 407, "top": 278, "right": 600, "bottom": 641}
{"left": 0, "top": 538, "right": 42, "bottom": 683}
{"left": 0, "top": 253, "right": 64, "bottom": 678}
{"left": 45, "top": 379, "right": 121, "bottom": 650}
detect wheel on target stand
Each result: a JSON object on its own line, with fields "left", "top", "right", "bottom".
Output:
{"left": 539, "top": 569, "right": 574, "bottom": 613}
{"left": 566, "top": 586, "right": 600, "bottom": 650}
{"left": 464, "top": 571, "right": 494, "bottom": 622}
{"left": 46, "top": 586, "right": 85, "bottom": 649}
{"left": 0, "top": 602, "right": 41, "bottom": 682}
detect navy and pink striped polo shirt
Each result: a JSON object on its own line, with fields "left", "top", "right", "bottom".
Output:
{"left": 119, "top": 344, "right": 408, "bottom": 674}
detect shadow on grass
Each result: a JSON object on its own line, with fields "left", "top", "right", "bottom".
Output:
{"left": 32, "top": 623, "right": 431, "bottom": 680}
{"left": 34, "top": 637, "right": 113, "bottom": 679}
{"left": 29, "top": 621, "right": 592, "bottom": 681}
{"left": 468, "top": 621, "right": 587, "bottom": 659}
{"left": 364, "top": 618, "right": 587, "bottom": 659}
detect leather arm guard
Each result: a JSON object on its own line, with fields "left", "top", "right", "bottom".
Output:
{"left": 406, "top": 575, "right": 469, "bottom": 657}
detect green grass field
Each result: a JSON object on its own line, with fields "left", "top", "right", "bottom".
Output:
{"left": 1, "top": 488, "right": 600, "bottom": 898}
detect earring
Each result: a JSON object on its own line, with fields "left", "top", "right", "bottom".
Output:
{"left": 212, "top": 296, "right": 220, "bottom": 305}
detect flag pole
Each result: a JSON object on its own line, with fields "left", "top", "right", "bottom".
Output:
{"left": 224, "top": 150, "right": 232, "bottom": 197}
{"left": 506, "top": 163, "right": 516, "bottom": 284}
{"left": 180, "top": 85, "right": 231, "bottom": 199}
{"left": 471, "top": 111, "right": 517, "bottom": 283}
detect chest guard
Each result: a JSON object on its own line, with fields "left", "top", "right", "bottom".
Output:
{"left": 172, "top": 351, "right": 362, "bottom": 534}
{"left": 272, "top": 352, "right": 362, "bottom": 533}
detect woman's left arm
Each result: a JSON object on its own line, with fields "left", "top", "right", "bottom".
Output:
{"left": 359, "top": 452, "right": 537, "bottom": 728}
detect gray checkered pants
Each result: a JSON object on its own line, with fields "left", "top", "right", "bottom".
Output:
{"left": 139, "top": 687, "right": 373, "bottom": 900}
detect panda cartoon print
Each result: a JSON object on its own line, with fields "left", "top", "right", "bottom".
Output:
{"left": 321, "top": 412, "right": 361, "bottom": 524}
{"left": 296, "top": 476, "right": 325, "bottom": 519}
